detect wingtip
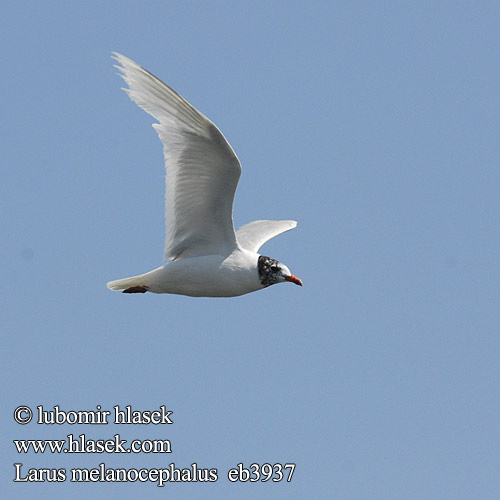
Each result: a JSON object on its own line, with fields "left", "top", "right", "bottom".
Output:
{"left": 111, "top": 51, "right": 127, "bottom": 62}
{"left": 111, "top": 52, "right": 125, "bottom": 66}
{"left": 112, "top": 53, "right": 128, "bottom": 79}
{"left": 112, "top": 52, "right": 140, "bottom": 72}
{"left": 283, "top": 220, "right": 298, "bottom": 230}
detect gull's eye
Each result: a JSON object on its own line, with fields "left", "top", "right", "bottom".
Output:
{"left": 271, "top": 265, "right": 279, "bottom": 273}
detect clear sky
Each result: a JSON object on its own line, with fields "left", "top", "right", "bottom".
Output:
{"left": 3, "top": 1, "right": 499, "bottom": 499}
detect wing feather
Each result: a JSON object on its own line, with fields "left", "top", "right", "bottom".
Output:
{"left": 236, "top": 220, "right": 297, "bottom": 253}
{"left": 113, "top": 53, "right": 241, "bottom": 260}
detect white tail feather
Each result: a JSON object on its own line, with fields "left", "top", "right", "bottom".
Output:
{"left": 106, "top": 274, "right": 147, "bottom": 291}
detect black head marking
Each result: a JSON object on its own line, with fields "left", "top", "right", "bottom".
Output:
{"left": 258, "top": 255, "right": 282, "bottom": 287}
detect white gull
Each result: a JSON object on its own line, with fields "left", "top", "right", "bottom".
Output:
{"left": 107, "top": 53, "right": 302, "bottom": 297}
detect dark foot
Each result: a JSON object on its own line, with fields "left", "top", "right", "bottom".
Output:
{"left": 123, "top": 285, "right": 148, "bottom": 293}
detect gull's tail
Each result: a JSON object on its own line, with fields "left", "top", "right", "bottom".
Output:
{"left": 107, "top": 273, "right": 149, "bottom": 293}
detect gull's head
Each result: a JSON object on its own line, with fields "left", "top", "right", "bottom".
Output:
{"left": 258, "top": 255, "right": 303, "bottom": 288}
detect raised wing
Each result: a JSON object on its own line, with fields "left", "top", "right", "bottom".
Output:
{"left": 113, "top": 53, "right": 241, "bottom": 261}
{"left": 236, "top": 220, "right": 297, "bottom": 252}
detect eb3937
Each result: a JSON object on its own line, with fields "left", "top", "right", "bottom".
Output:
{"left": 227, "top": 463, "right": 295, "bottom": 482}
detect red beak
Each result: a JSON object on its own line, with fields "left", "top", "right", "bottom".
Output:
{"left": 285, "top": 274, "right": 303, "bottom": 287}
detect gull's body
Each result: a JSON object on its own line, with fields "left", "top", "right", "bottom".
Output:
{"left": 110, "top": 250, "right": 261, "bottom": 298}
{"left": 107, "top": 54, "right": 302, "bottom": 298}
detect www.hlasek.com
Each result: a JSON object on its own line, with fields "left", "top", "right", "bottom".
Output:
{"left": 14, "top": 434, "right": 171, "bottom": 454}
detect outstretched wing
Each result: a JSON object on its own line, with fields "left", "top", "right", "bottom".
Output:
{"left": 236, "top": 220, "right": 297, "bottom": 252}
{"left": 113, "top": 53, "right": 241, "bottom": 261}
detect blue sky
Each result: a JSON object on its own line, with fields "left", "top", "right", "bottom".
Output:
{"left": 3, "top": 1, "right": 499, "bottom": 498}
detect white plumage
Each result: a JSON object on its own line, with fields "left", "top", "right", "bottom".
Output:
{"left": 107, "top": 53, "right": 302, "bottom": 297}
